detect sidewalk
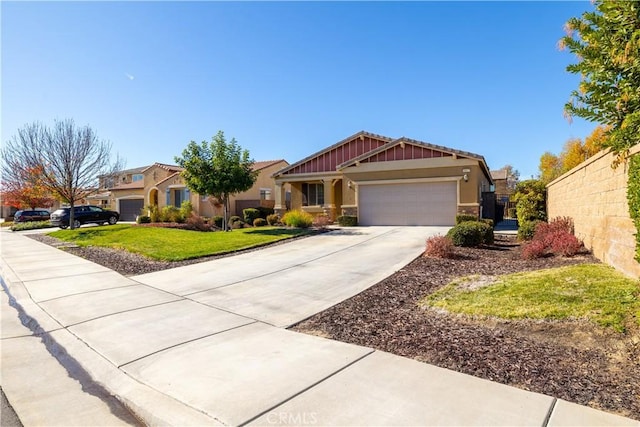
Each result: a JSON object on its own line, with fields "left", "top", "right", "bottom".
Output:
{"left": 1, "top": 228, "right": 638, "bottom": 426}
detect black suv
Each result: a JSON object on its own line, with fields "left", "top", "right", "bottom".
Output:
{"left": 50, "top": 205, "right": 120, "bottom": 229}
{"left": 14, "top": 210, "right": 51, "bottom": 222}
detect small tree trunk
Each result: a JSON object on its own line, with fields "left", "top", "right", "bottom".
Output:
{"left": 222, "top": 195, "right": 229, "bottom": 231}
{"left": 69, "top": 200, "right": 76, "bottom": 229}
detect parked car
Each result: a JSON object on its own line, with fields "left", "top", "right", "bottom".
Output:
{"left": 50, "top": 205, "right": 119, "bottom": 229}
{"left": 13, "top": 209, "right": 51, "bottom": 222}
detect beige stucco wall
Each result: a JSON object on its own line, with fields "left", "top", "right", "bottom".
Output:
{"left": 234, "top": 161, "right": 288, "bottom": 201}
{"left": 547, "top": 145, "right": 640, "bottom": 278}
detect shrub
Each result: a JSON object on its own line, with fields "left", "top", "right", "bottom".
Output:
{"left": 480, "top": 218, "right": 494, "bottom": 227}
{"left": 266, "top": 214, "right": 280, "bottom": 226}
{"left": 313, "top": 214, "right": 331, "bottom": 229}
{"left": 228, "top": 215, "right": 242, "bottom": 228}
{"left": 521, "top": 240, "right": 547, "bottom": 260}
{"left": 518, "top": 220, "right": 543, "bottom": 241}
{"left": 456, "top": 214, "right": 478, "bottom": 224}
{"left": 212, "top": 215, "right": 224, "bottom": 228}
{"left": 257, "top": 206, "right": 274, "bottom": 218}
{"left": 180, "top": 200, "right": 193, "bottom": 220}
{"left": 507, "top": 207, "right": 517, "bottom": 218}
{"left": 137, "top": 215, "right": 151, "bottom": 224}
{"left": 549, "top": 231, "right": 583, "bottom": 257}
{"left": 186, "top": 214, "right": 213, "bottom": 232}
{"left": 424, "top": 235, "right": 455, "bottom": 258}
{"left": 253, "top": 218, "right": 267, "bottom": 227}
{"left": 282, "top": 210, "right": 314, "bottom": 228}
{"left": 336, "top": 215, "right": 358, "bottom": 226}
{"left": 147, "top": 205, "right": 161, "bottom": 223}
{"left": 161, "top": 206, "right": 184, "bottom": 223}
{"left": 243, "top": 208, "right": 261, "bottom": 225}
{"left": 10, "top": 221, "right": 53, "bottom": 231}
{"left": 513, "top": 179, "right": 547, "bottom": 223}
{"left": 534, "top": 217, "right": 574, "bottom": 246}
{"left": 231, "top": 220, "right": 245, "bottom": 229}
{"left": 447, "top": 221, "right": 492, "bottom": 247}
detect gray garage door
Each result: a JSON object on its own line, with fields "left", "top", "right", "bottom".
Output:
{"left": 359, "top": 181, "right": 457, "bottom": 226}
{"left": 119, "top": 199, "right": 144, "bottom": 221}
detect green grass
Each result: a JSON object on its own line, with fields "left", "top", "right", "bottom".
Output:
{"left": 10, "top": 221, "right": 55, "bottom": 231}
{"left": 49, "top": 224, "right": 312, "bottom": 261}
{"left": 423, "top": 264, "right": 640, "bottom": 332}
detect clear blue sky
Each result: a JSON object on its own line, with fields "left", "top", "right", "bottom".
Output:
{"left": 2, "top": 1, "right": 596, "bottom": 180}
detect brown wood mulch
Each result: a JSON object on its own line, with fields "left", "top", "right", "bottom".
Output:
{"left": 291, "top": 235, "right": 640, "bottom": 421}
{"left": 28, "top": 232, "right": 640, "bottom": 420}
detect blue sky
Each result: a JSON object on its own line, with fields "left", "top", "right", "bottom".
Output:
{"left": 2, "top": 1, "right": 596, "bottom": 180}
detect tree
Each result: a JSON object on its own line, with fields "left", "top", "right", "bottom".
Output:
{"left": 539, "top": 152, "right": 563, "bottom": 184}
{"left": 560, "top": 0, "right": 640, "bottom": 165}
{"left": 498, "top": 164, "right": 520, "bottom": 191}
{"left": 1, "top": 165, "right": 56, "bottom": 209}
{"left": 512, "top": 179, "right": 547, "bottom": 224}
{"left": 175, "top": 131, "right": 258, "bottom": 231}
{"left": 561, "top": 138, "right": 588, "bottom": 172}
{"left": 1, "top": 120, "right": 122, "bottom": 229}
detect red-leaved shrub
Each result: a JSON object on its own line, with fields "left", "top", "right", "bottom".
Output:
{"left": 521, "top": 240, "right": 547, "bottom": 260}
{"left": 534, "top": 217, "right": 574, "bottom": 246}
{"left": 549, "top": 231, "right": 583, "bottom": 257}
{"left": 424, "top": 235, "right": 455, "bottom": 259}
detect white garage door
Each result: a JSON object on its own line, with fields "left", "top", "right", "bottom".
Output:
{"left": 359, "top": 181, "right": 457, "bottom": 226}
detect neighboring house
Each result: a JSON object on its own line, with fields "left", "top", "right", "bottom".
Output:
{"left": 99, "top": 160, "right": 289, "bottom": 221}
{"left": 272, "top": 131, "right": 493, "bottom": 226}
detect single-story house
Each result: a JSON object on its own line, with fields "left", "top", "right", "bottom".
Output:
{"left": 97, "top": 160, "right": 289, "bottom": 221}
{"left": 272, "top": 131, "right": 493, "bottom": 226}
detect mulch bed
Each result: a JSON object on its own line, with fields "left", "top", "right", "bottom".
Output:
{"left": 28, "top": 232, "right": 640, "bottom": 420}
{"left": 291, "top": 235, "right": 640, "bottom": 421}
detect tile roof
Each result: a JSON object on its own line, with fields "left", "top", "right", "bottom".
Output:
{"left": 252, "top": 159, "right": 287, "bottom": 171}
{"left": 491, "top": 170, "right": 508, "bottom": 180}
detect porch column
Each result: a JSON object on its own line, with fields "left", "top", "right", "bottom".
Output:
{"left": 322, "top": 179, "right": 336, "bottom": 220}
{"left": 274, "top": 182, "right": 287, "bottom": 217}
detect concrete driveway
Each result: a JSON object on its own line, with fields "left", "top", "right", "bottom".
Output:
{"left": 132, "top": 226, "right": 448, "bottom": 327}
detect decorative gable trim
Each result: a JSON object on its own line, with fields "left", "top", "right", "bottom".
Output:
{"left": 274, "top": 131, "right": 393, "bottom": 177}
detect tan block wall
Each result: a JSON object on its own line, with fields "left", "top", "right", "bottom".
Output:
{"left": 547, "top": 145, "right": 640, "bottom": 278}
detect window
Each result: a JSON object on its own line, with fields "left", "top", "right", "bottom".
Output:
{"left": 132, "top": 174, "right": 144, "bottom": 182}
{"left": 302, "top": 183, "right": 324, "bottom": 206}
{"left": 260, "top": 188, "right": 271, "bottom": 200}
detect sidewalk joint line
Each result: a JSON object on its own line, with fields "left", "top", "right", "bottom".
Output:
{"left": 37, "top": 283, "right": 139, "bottom": 303}
{"left": 238, "top": 349, "right": 377, "bottom": 427}
{"left": 542, "top": 398, "right": 557, "bottom": 427}
{"left": 64, "top": 298, "right": 185, "bottom": 328}
{"left": 118, "top": 321, "right": 258, "bottom": 368}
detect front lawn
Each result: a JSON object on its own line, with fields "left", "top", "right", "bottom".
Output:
{"left": 49, "top": 225, "right": 312, "bottom": 261}
{"left": 423, "top": 264, "right": 640, "bottom": 332}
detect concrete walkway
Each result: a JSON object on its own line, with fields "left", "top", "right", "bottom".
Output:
{"left": 1, "top": 227, "right": 638, "bottom": 426}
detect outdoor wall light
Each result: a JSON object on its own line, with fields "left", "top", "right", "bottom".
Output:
{"left": 347, "top": 180, "right": 353, "bottom": 189}
{"left": 463, "top": 174, "right": 469, "bottom": 182}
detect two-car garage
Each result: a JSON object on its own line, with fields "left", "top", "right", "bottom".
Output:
{"left": 358, "top": 181, "right": 457, "bottom": 226}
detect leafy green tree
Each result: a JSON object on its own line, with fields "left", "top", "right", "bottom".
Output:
{"left": 512, "top": 179, "right": 547, "bottom": 224}
{"left": 175, "top": 131, "right": 258, "bottom": 231}
{"left": 560, "top": 0, "right": 640, "bottom": 165}
{"left": 539, "top": 152, "right": 563, "bottom": 184}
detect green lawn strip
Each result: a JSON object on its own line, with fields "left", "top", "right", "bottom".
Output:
{"left": 48, "top": 225, "right": 312, "bottom": 261}
{"left": 423, "top": 264, "right": 640, "bottom": 332}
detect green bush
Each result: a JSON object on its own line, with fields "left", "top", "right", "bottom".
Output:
{"left": 266, "top": 213, "right": 280, "bottom": 226}
{"left": 628, "top": 154, "right": 640, "bottom": 262}
{"left": 336, "top": 215, "right": 358, "bottom": 226}
{"left": 446, "top": 221, "right": 493, "bottom": 247}
{"left": 147, "top": 205, "right": 161, "bottom": 223}
{"left": 212, "top": 215, "right": 224, "bottom": 228}
{"left": 507, "top": 207, "right": 517, "bottom": 218}
{"left": 513, "top": 179, "right": 547, "bottom": 223}
{"left": 257, "top": 206, "right": 274, "bottom": 218}
{"left": 180, "top": 200, "right": 193, "bottom": 219}
{"left": 137, "top": 215, "right": 151, "bottom": 224}
{"left": 10, "top": 221, "right": 54, "bottom": 231}
{"left": 480, "top": 218, "right": 494, "bottom": 227}
{"left": 253, "top": 218, "right": 267, "bottom": 227}
{"left": 161, "top": 206, "right": 184, "bottom": 223}
{"left": 231, "top": 220, "right": 245, "bottom": 229}
{"left": 518, "top": 219, "right": 543, "bottom": 241}
{"left": 228, "top": 215, "right": 242, "bottom": 228}
{"left": 243, "top": 208, "right": 261, "bottom": 225}
{"left": 282, "top": 210, "right": 314, "bottom": 228}
{"left": 455, "top": 214, "right": 478, "bottom": 224}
